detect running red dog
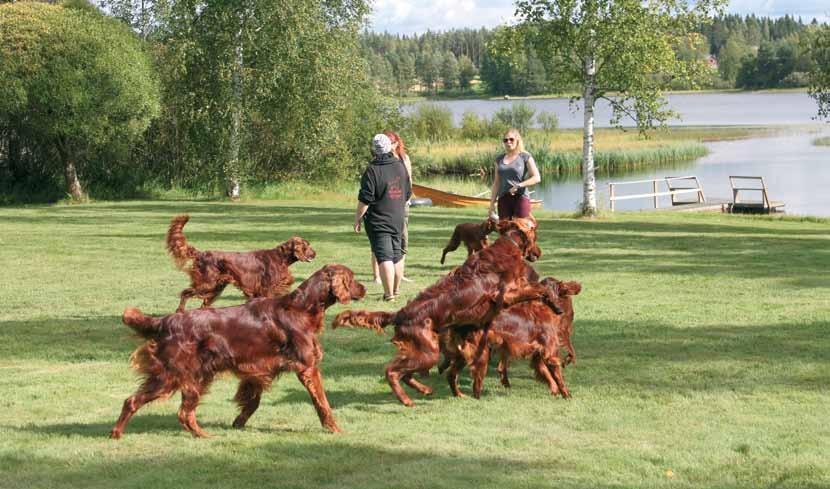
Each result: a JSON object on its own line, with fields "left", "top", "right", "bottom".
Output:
{"left": 333, "top": 217, "right": 561, "bottom": 407}
{"left": 167, "top": 215, "right": 316, "bottom": 312}
{"left": 439, "top": 277, "right": 582, "bottom": 399}
{"left": 440, "top": 218, "right": 497, "bottom": 264}
{"left": 110, "top": 264, "right": 365, "bottom": 439}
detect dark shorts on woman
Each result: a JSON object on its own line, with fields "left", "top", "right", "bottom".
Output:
{"left": 367, "top": 230, "right": 403, "bottom": 264}
{"left": 498, "top": 194, "right": 532, "bottom": 219}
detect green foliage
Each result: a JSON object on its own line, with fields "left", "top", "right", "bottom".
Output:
{"left": 457, "top": 55, "right": 477, "bottom": 91}
{"left": 0, "top": 1, "right": 160, "bottom": 201}
{"left": 807, "top": 25, "right": 830, "bottom": 121}
{"left": 134, "top": 0, "right": 387, "bottom": 192}
{"left": 404, "top": 103, "right": 454, "bottom": 142}
{"left": 460, "top": 110, "right": 487, "bottom": 140}
{"left": 536, "top": 111, "right": 559, "bottom": 132}
{"left": 493, "top": 102, "right": 536, "bottom": 133}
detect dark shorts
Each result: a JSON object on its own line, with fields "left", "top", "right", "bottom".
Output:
{"left": 367, "top": 230, "right": 403, "bottom": 264}
{"left": 498, "top": 194, "right": 532, "bottom": 219}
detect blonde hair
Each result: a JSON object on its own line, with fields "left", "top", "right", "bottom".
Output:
{"left": 505, "top": 128, "right": 525, "bottom": 154}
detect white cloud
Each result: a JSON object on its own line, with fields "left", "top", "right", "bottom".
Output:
{"left": 369, "top": 0, "right": 829, "bottom": 35}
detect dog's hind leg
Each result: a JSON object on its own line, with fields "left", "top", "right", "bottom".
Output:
{"left": 200, "top": 282, "right": 229, "bottom": 309}
{"left": 440, "top": 232, "right": 461, "bottom": 265}
{"left": 178, "top": 387, "right": 209, "bottom": 437}
{"left": 445, "top": 356, "right": 468, "bottom": 397}
{"left": 402, "top": 373, "right": 433, "bottom": 396}
{"left": 177, "top": 288, "right": 197, "bottom": 313}
{"left": 497, "top": 351, "right": 511, "bottom": 388}
{"left": 232, "top": 378, "right": 264, "bottom": 429}
{"left": 386, "top": 325, "right": 440, "bottom": 407}
{"left": 546, "top": 357, "right": 570, "bottom": 399}
{"left": 110, "top": 377, "right": 176, "bottom": 439}
{"left": 532, "top": 355, "right": 565, "bottom": 397}
{"left": 470, "top": 347, "right": 491, "bottom": 399}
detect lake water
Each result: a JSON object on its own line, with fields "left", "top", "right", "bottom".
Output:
{"left": 418, "top": 93, "right": 830, "bottom": 216}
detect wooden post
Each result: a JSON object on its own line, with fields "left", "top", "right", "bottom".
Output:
{"left": 653, "top": 180, "right": 659, "bottom": 209}
{"left": 609, "top": 183, "right": 615, "bottom": 212}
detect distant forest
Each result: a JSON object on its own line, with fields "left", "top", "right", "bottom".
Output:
{"left": 361, "top": 14, "right": 823, "bottom": 96}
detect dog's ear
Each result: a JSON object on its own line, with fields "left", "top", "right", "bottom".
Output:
{"left": 331, "top": 271, "right": 352, "bottom": 304}
{"left": 496, "top": 219, "right": 517, "bottom": 235}
{"left": 560, "top": 280, "right": 582, "bottom": 296}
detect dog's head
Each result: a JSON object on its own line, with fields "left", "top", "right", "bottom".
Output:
{"left": 482, "top": 217, "right": 498, "bottom": 235}
{"left": 326, "top": 264, "right": 366, "bottom": 305}
{"left": 297, "top": 264, "right": 366, "bottom": 308}
{"left": 496, "top": 216, "right": 541, "bottom": 262}
{"left": 540, "top": 277, "right": 581, "bottom": 314}
{"left": 287, "top": 237, "right": 316, "bottom": 262}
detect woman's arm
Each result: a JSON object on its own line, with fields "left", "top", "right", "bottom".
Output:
{"left": 489, "top": 161, "right": 500, "bottom": 214}
{"left": 514, "top": 155, "right": 541, "bottom": 192}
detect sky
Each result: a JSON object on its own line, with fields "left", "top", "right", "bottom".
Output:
{"left": 369, "top": 0, "right": 830, "bottom": 35}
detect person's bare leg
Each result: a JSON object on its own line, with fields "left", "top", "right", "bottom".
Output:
{"left": 371, "top": 254, "right": 381, "bottom": 284}
{"left": 393, "top": 259, "right": 404, "bottom": 295}
{"left": 379, "top": 260, "right": 395, "bottom": 299}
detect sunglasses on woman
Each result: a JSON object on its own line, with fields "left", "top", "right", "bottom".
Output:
{"left": 502, "top": 137, "right": 515, "bottom": 143}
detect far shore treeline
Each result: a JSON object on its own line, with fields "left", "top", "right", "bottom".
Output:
{"left": 1, "top": 0, "right": 829, "bottom": 204}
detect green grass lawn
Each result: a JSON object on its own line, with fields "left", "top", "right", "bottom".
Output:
{"left": 1, "top": 200, "right": 829, "bottom": 489}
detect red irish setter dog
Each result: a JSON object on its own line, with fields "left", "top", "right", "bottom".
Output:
{"left": 439, "top": 277, "right": 582, "bottom": 399}
{"left": 110, "top": 264, "right": 365, "bottom": 439}
{"left": 167, "top": 215, "right": 317, "bottom": 312}
{"left": 440, "top": 218, "right": 497, "bottom": 264}
{"left": 333, "top": 217, "right": 561, "bottom": 407}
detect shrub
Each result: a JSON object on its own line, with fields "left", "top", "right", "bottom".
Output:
{"left": 460, "top": 110, "right": 487, "bottom": 140}
{"left": 536, "top": 111, "right": 559, "bottom": 132}
{"left": 493, "top": 102, "right": 535, "bottom": 132}
{"left": 405, "top": 103, "right": 454, "bottom": 141}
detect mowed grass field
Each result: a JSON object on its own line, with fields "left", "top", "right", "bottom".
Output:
{"left": 1, "top": 200, "right": 828, "bottom": 489}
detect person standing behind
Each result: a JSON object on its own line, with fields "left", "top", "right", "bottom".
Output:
{"left": 372, "top": 130, "right": 413, "bottom": 285}
{"left": 488, "top": 128, "right": 541, "bottom": 220}
{"left": 355, "top": 134, "right": 412, "bottom": 301}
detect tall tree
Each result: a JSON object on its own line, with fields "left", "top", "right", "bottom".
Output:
{"left": 458, "top": 54, "right": 478, "bottom": 91}
{"left": 808, "top": 25, "right": 830, "bottom": 120}
{"left": 515, "top": 0, "right": 725, "bottom": 216}
{"left": 0, "top": 1, "right": 160, "bottom": 201}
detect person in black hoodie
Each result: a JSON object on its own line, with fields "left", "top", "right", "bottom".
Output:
{"left": 354, "top": 134, "right": 412, "bottom": 301}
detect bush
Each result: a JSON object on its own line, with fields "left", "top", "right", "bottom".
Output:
{"left": 536, "top": 111, "right": 559, "bottom": 132}
{"left": 493, "top": 102, "right": 535, "bottom": 132}
{"left": 405, "top": 103, "right": 454, "bottom": 141}
{"left": 460, "top": 110, "right": 487, "bottom": 140}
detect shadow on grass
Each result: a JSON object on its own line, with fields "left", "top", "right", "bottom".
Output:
{"left": 2, "top": 316, "right": 828, "bottom": 397}
{"left": 0, "top": 439, "right": 560, "bottom": 489}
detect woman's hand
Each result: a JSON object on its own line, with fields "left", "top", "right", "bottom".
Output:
{"left": 354, "top": 219, "right": 362, "bottom": 233}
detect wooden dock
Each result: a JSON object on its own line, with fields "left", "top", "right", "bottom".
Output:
{"left": 608, "top": 175, "right": 785, "bottom": 214}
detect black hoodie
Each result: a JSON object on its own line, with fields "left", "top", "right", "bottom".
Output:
{"left": 358, "top": 152, "right": 412, "bottom": 235}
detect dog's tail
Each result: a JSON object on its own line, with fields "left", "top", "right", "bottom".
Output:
{"left": 332, "top": 310, "right": 395, "bottom": 334}
{"left": 166, "top": 215, "right": 198, "bottom": 270}
{"left": 122, "top": 307, "right": 163, "bottom": 339}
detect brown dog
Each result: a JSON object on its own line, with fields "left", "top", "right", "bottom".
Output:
{"left": 166, "top": 215, "right": 316, "bottom": 312}
{"left": 110, "top": 264, "right": 365, "bottom": 439}
{"left": 333, "top": 217, "right": 560, "bottom": 407}
{"left": 440, "top": 218, "right": 497, "bottom": 264}
{"left": 439, "top": 277, "right": 582, "bottom": 399}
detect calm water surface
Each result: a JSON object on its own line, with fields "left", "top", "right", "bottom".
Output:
{"left": 420, "top": 93, "right": 830, "bottom": 216}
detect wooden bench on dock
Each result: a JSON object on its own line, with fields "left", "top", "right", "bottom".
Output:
{"left": 726, "top": 176, "right": 785, "bottom": 214}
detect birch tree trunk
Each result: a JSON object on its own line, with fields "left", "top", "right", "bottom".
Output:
{"left": 581, "top": 55, "right": 597, "bottom": 216}
{"left": 226, "top": 13, "right": 243, "bottom": 200}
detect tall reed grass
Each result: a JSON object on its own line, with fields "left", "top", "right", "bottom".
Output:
{"left": 813, "top": 136, "right": 830, "bottom": 146}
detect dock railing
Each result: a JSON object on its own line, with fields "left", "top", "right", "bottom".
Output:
{"left": 609, "top": 176, "right": 706, "bottom": 211}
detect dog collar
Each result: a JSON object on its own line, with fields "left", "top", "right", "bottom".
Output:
{"left": 504, "top": 232, "right": 523, "bottom": 251}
